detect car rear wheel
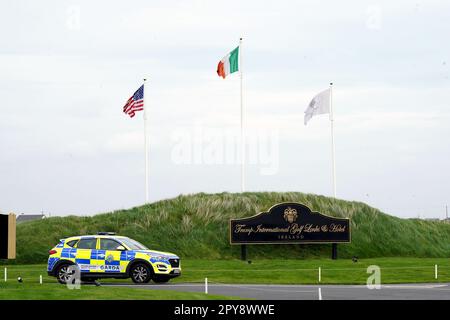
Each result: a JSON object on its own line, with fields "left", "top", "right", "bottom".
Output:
{"left": 130, "top": 263, "right": 152, "bottom": 284}
{"left": 56, "top": 263, "right": 78, "bottom": 285}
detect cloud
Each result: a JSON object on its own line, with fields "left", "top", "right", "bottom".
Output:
{"left": 1, "top": 0, "right": 450, "bottom": 218}
{"left": 105, "top": 131, "right": 144, "bottom": 153}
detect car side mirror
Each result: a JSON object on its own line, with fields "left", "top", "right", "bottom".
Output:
{"left": 116, "top": 245, "right": 126, "bottom": 251}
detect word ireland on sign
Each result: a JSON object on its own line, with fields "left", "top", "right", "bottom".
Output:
{"left": 230, "top": 203, "right": 350, "bottom": 244}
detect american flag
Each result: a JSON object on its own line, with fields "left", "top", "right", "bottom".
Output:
{"left": 123, "top": 85, "right": 144, "bottom": 118}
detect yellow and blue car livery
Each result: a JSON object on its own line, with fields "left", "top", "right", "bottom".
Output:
{"left": 47, "top": 233, "right": 181, "bottom": 284}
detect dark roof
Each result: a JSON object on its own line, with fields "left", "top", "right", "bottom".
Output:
{"left": 16, "top": 214, "right": 45, "bottom": 223}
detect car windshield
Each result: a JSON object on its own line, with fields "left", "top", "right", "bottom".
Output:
{"left": 120, "top": 237, "right": 148, "bottom": 250}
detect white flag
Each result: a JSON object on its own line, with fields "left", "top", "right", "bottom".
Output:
{"left": 304, "top": 88, "right": 331, "bottom": 125}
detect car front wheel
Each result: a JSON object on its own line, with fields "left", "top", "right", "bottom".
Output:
{"left": 130, "top": 263, "right": 152, "bottom": 284}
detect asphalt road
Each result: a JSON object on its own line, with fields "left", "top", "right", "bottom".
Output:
{"left": 103, "top": 282, "right": 450, "bottom": 300}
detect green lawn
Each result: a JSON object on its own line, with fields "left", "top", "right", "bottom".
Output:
{"left": 2, "top": 258, "right": 450, "bottom": 289}
{"left": 174, "top": 258, "right": 450, "bottom": 284}
{"left": 0, "top": 282, "right": 237, "bottom": 300}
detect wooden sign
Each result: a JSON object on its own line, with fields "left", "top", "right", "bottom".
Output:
{"left": 0, "top": 213, "right": 16, "bottom": 259}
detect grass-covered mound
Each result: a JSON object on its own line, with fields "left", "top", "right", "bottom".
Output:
{"left": 14, "top": 192, "right": 450, "bottom": 264}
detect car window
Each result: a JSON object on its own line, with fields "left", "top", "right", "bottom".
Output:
{"left": 66, "top": 239, "right": 78, "bottom": 247}
{"left": 76, "top": 238, "right": 97, "bottom": 249}
{"left": 100, "top": 239, "right": 123, "bottom": 251}
{"left": 120, "top": 238, "right": 148, "bottom": 250}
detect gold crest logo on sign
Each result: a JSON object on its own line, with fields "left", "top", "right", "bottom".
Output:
{"left": 283, "top": 207, "right": 298, "bottom": 223}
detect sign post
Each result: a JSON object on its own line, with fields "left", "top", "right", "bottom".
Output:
{"left": 332, "top": 243, "right": 338, "bottom": 260}
{"left": 241, "top": 245, "right": 247, "bottom": 261}
{"left": 230, "top": 203, "right": 351, "bottom": 260}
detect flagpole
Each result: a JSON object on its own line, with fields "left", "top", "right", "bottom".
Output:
{"left": 240, "top": 37, "right": 245, "bottom": 193}
{"left": 330, "top": 82, "right": 336, "bottom": 198}
{"left": 143, "top": 78, "right": 149, "bottom": 203}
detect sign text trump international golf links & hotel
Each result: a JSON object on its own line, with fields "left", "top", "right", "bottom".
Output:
{"left": 230, "top": 202, "right": 350, "bottom": 244}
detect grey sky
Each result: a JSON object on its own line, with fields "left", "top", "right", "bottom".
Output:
{"left": 0, "top": 0, "right": 449, "bottom": 219}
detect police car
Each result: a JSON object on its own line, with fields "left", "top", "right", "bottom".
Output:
{"left": 47, "top": 233, "right": 181, "bottom": 284}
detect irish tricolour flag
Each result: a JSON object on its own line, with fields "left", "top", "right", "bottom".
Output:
{"left": 217, "top": 46, "right": 239, "bottom": 79}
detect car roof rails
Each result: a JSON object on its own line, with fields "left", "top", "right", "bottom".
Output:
{"left": 97, "top": 232, "right": 117, "bottom": 235}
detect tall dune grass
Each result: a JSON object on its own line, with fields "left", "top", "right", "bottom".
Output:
{"left": 13, "top": 192, "right": 450, "bottom": 264}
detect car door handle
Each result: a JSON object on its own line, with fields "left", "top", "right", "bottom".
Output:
{"left": 98, "top": 254, "right": 105, "bottom": 258}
